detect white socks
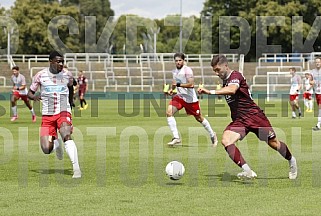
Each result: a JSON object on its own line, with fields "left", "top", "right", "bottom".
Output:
{"left": 65, "top": 140, "right": 80, "bottom": 171}
{"left": 309, "top": 101, "right": 313, "bottom": 110}
{"left": 12, "top": 106, "right": 17, "bottom": 116}
{"left": 167, "top": 116, "right": 179, "bottom": 138}
{"left": 201, "top": 118, "right": 215, "bottom": 137}
{"left": 167, "top": 117, "right": 216, "bottom": 139}
{"left": 30, "top": 108, "right": 35, "bottom": 116}
{"left": 242, "top": 164, "right": 251, "bottom": 172}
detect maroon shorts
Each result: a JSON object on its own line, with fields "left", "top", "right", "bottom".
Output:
{"left": 225, "top": 112, "right": 276, "bottom": 142}
{"left": 315, "top": 94, "right": 321, "bottom": 105}
{"left": 79, "top": 89, "right": 86, "bottom": 97}
{"left": 169, "top": 95, "right": 201, "bottom": 116}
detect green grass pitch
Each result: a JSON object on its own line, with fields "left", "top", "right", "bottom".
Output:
{"left": 1, "top": 97, "right": 321, "bottom": 215}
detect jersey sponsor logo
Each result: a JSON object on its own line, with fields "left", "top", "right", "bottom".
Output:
{"left": 230, "top": 79, "right": 240, "bottom": 84}
{"left": 44, "top": 85, "right": 67, "bottom": 93}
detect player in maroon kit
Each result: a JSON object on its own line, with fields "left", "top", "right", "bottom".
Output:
{"left": 198, "top": 55, "right": 298, "bottom": 180}
{"left": 77, "top": 70, "right": 88, "bottom": 110}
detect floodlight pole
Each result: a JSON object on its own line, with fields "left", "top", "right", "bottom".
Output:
{"left": 150, "top": 27, "right": 160, "bottom": 54}
{"left": 179, "top": 0, "right": 182, "bottom": 53}
{"left": 3, "top": 27, "right": 12, "bottom": 64}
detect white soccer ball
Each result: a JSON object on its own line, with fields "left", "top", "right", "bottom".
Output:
{"left": 165, "top": 161, "right": 185, "bottom": 180}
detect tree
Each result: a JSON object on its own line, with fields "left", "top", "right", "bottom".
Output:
{"left": 0, "top": 5, "right": 7, "bottom": 54}
{"left": 202, "top": 0, "right": 321, "bottom": 59}
{"left": 61, "top": 0, "right": 115, "bottom": 53}
{"left": 10, "top": 0, "right": 80, "bottom": 54}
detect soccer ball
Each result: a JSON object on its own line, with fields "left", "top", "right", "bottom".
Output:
{"left": 165, "top": 161, "right": 185, "bottom": 180}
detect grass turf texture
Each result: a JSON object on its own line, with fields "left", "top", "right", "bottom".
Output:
{"left": 1, "top": 97, "right": 321, "bottom": 215}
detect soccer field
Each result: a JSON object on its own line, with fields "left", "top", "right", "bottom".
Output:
{"left": 1, "top": 97, "right": 321, "bottom": 215}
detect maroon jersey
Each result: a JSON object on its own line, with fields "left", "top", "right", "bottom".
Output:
{"left": 223, "top": 71, "right": 261, "bottom": 120}
{"left": 77, "top": 75, "right": 88, "bottom": 91}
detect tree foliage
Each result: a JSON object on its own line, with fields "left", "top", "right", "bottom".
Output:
{"left": 1, "top": 0, "right": 321, "bottom": 59}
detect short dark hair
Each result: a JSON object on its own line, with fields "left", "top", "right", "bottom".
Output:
{"left": 174, "top": 52, "right": 185, "bottom": 60}
{"left": 12, "top": 66, "right": 19, "bottom": 70}
{"left": 49, "top": 51, "right": 63, "bottom": 60}
{"left": 289, "top": 67, "right": 296, "bottom": 72}
{"left": 211, "top": 55, "right": 228, "bottom": 67}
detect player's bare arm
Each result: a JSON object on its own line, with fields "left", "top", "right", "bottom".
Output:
{"left": 198, "top": 84, "right": 238, "bottom": 95}
{"left": 173, "top": 77, "right": 194, "bottom": 88}
{"left": 27, "top": 89, "right": 41, "bottom": 101}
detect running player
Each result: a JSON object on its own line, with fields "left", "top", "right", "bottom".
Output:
{"left": 10, "top": 66, "right": 36, "bottom": 122}
{"left": 198, "top": 54, "right": 297, "bottom": 180}
{"left": 27, "top": 51, "right": 81, "bottom": 178}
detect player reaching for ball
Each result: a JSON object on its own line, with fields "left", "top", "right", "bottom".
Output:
{"left": 198, "top": 54, "right": 297, "bottom": 180}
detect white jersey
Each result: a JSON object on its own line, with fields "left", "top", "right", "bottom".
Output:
{"left": 304, "top": 77, "right": 313, "bottom": 94}
{"left": 310, "top": 68, "right": 321, "bottom": 94}
{"left": 172, "top": 65, "right": 198, "bottom": 103}
{"left": 11, "top": 73, "right": 28, "bottom": 95}
{"left": 30, "top": 68, "right": 72, "bottom": 115}
{"left": 289, "top": 74, "right": 301, "bottom": 95}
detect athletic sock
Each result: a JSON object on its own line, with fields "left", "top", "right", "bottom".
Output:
{"left": 225, "top": 144, "right": 246, "bottom": 168}
{"left": 318, "top": 109, "right": 321, "bottom": 127}
{"left": 65, "top": 140, "right": 80, "bottom": 171}
{"left": 12, "top": 106, "right": 17, "bottom": 116}
{"left": 201, "top": 118, "right": 214, "bottom": 137}
{"left": 167, "top": 116, "right": 179, "bottom": 138}
{"left": 309, "top": 100, "right": 313, "bottom": 110}
{"left": 241, "top": 164, "right": 251, "bottom": 172}
{"left": 30, "top": 108, "right": 35, "bottom": 116}
{"left": 304, "top": 99, "right": 308, "bottom": 109}
{"left": 278, "top": 141, "right": 292, "bottom": 160}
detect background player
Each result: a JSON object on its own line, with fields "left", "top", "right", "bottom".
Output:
{"left": 303, "top": 72, "right": 313, "bottom": 112}
{"left": 10, "top": 66, "right": 36, "bottom": 122}
{"left": 77, "top": 70, "right": 88, "bottom": 110}
{"left": 27, "top": 51, "right": 81, "bottom": 178}
{"left": 166, "top": 52, "right": 218, "bottom": 147}
{"left": 310, "top": 57, "right": 321, "bottom": 130}
{"left": 289, "top": 67, "right": 302, "bottom": 119}
{"left": 198, "top": 54, "right": 297, "bottom": 180}
{"left": 63, "top": 65, "right": 78, "bottom": 109}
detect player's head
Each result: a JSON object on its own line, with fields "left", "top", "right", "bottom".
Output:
{"left": 12, "top": 66, "right": 19, "bottom": 77}
{"left": 315, "top": 57, "right": 321, "bottom": 69}
{"left": 211, "top": 55, "right": 230, "bottom": 80}
{"left": 305, "top": 71, "right": 311, "bottom": 78}
{"left": 174, "top": 52, "right": 185, "bottom": 69}
{"left": 289, "top": 67, "right": 296, "bottom": 76}
{"left": 78, "top": 70, "right": 84, "bottom": 76}
{"left": 49, "top": 51, "right": 64, "bottom": 74}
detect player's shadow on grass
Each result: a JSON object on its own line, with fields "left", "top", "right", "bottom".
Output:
{"left": 31, "top": 169, "right": 73, "bottom": 176}
{"left": 165, "top": 182, "right": 184, "bottom": 186}
{"left": 205, "top": 172, "right": 256, "bottom": 184}
{"left": 181, "top": 145, "right": 213, "bottom": 148}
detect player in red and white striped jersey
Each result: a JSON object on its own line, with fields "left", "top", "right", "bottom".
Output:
{"left": 10, "top": 66, "right": 36, "bottom": 122}
{"left": 28, "top": 51, "right": 81, "bottom": 179}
